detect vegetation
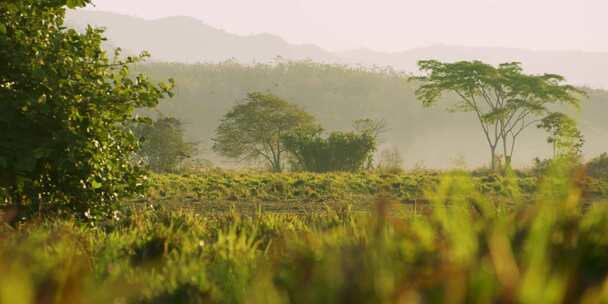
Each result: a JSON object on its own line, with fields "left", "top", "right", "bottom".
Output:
{"left": 146, "top": 170, "right": 440, "bottom": 204}
{"left": 132, "top": 61, "right": 608, "bottom": 168}
{"left": 212, "top": 92, "right": 317, "bottom": 172}
{"left": 2, "top": 2, "right": 608, "bottom": 303}
{"left": 0, "top": 0, "right": 173, "bottom": 219}
{"left": 587, "top": 153, "right": 608, "bottom": 179}
{"left": 538, "top": 113, "right": 585, "bottom": 158}
{"left": 282, "top": 128, "right": 377, "bottom": 172}
{"left": 133, "top": 116, "right": 196, "bottom": 173}
{"left": 3, "top": 163, "right": 608, "bottom": 303}
{"left": 413, "top": 60, "right": 584, "bottom": 170}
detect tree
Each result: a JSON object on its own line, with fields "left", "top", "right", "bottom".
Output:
{"left": 376, "top": 146, "right": 404, "bottom": 174}
{"left": 353, "top": 118, "right": 387, "bottom": 169}
{"left": 282, "top": 128, "right": 377, "bottom": 172}
{"left": 538, "top": 113, "right": 584, "bottom": 159}
{"left": 412, "top": 60, "right": 584, "bottom": 170}
{"left": 353, "top": 118, "right": 388, "bottom": 143}
{"left": 0, "top": 1, "right": 174, "bottom": 219}
{"left": 133, "top": 117, "right": 195, "bottom": 173}
{"left": 212, "top": 92, "right": 317, "bottom": 172}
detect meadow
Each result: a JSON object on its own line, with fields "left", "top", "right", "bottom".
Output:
{"left": 2, "top": 164, "right": 608, "bottom": 304}
{"left": 4, "top": 2, "right": 608, "bottom": 303}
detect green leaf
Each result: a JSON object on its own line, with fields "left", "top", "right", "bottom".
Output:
{"left": 91, "top": 180, "right": 103, "bottom": 189}
{"left": 66, "top": 0, "right": 86, "bottom": 9}
{"left": 0, "top": 24, "right": 6, "bottom": 34}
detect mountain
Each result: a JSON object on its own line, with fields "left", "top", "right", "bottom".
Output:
{"left": 67, "top": 10, "right": 608, "bottom": 89}
{"left": 66, "top": 10, "right": 339, "bottom": 64}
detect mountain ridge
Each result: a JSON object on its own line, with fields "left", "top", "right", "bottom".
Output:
{"left": 67, "top": 10, "right": 608, "bottom": 89}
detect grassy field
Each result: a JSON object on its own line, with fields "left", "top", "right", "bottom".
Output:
{"left": 143, "top": 170, "right": 539, "bottom": 213}
{"left": 143, "top": 169, "right": 608, "bottom": 212}
{"left": 2, "top": 165, "right": 608, "bottom": 303}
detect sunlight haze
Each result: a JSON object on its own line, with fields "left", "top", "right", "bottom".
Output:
{"left": 84, "top": 0, "right": 608, "bottom": 52}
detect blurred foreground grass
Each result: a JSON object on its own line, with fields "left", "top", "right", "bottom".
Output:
{"left": 2, "top": 165, "right": 608, "bottom": 303}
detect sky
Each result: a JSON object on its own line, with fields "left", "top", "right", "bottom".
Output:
{"left": 83, "top": 0, "right": 608, "bottom": 53}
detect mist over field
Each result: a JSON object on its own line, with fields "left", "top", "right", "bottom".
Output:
{"left": 65, "top": 10, "right": 608, "bottom": 168}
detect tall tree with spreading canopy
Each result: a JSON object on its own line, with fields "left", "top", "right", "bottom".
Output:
{"left": 412, "top": 60, "right": 584, "bottom": 170}
{"left": 212, "top": 92, "right": 317, "bottom": 172}
{"left": 0, "top": 0, "right": 174, "bottom": 219}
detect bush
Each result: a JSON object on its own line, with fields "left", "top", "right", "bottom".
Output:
{"left": 283, "top": 130, "right": 376, "bottom": 172}
{"left": 0, "top": 1, "right": 173, "bottom": 220}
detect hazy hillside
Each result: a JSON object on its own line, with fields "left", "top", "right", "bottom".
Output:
{"left": 341, "top": 46, "right": 608, "bottom": 90}
{"left": 67, "top": 10, "right": 608, "bottom": 89}
{"left": 64, "top": 10, "right": 608, "bottom": 168}
{"left": 135, "top": 61, "right": 608, "bottom": 169}
{"left": 66, "top": 10, "right": 338, "bottom": 63}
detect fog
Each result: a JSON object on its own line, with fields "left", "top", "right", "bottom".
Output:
{"left": 86, "top": 0, "right": 607, "bottom": 53}
{"left": 72, "top": 0, "right": 608, "bottom": 169}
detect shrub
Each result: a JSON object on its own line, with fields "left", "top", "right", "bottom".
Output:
{"left": 283, "top": 130, "right": 376, "bottom": 172}
{"left": 0, "top": 1, "right": 173, "bottom": 220}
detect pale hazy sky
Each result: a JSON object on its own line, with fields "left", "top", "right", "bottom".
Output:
{"left": 84, "top": 0, "right": 607, "bottom": 53}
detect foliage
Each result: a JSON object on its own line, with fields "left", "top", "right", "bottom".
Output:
{"left": 143, "top": 170, "right": 546, "bottom": 205}
{"left": 2, "top": 163, "right": 608, "bottom": 303}
{"left": 133, "top": 116, "right": 196, "bottom": 173}
{"left": 587, "top": 153, "right": 608, "bottom": 179}
{"left": 132, "top": 61, "right": 608, "bottom": 168}
{"left": 412, "top": 60, "right": 584, "bottom": 169}
{"left": 212, "top": 92, "right": 317, "bottom": 172}
{"left": 0, "top": 1, "right": 173, "bottom": 219}
{"left": 282, "top": 128, "right": 377, "bottom": 172}
{"left": 583, "top": 154, "right": 608, "bottom": 198}
{"left": 538, "top": 112, "right": 584, "bottom": 158}
{"left": 147, "top": 171, "right": 436, "bottom": 203}
{"left": 353, "top": 118, "right": 388, "bottom": 143}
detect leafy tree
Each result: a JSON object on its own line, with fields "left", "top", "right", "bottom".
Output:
{"left": 0, "top": 1, "right": 174, "bottom": 219}
{"left": 412, "top": 60, "right": 584, "bottom": 170}
{"left": 212, "top": 92, "right": 317, "bottom": 172}
{"left": 133, "top": 117, "right": 195, "bottom": 173}
{"left": 538, "top": 113, "right": 584, "bottom": 158}
{"left": 282, "top": 128, "right": 377, "bottom": 172}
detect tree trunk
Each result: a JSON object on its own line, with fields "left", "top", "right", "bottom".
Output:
{"left": 271, "top": 156, "right": 282, "bottom": 172}
{"left": 490, "top": 145, "right": 497, "bottom": 171}
{"left": 504, "top": 156, "right": 512, "bottom": 170}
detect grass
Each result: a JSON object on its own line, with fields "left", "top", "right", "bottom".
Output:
{"left": 2, "top": 165, "right": 608, "bottom": 303}
{"left": 143, "top": 170, "right": 540, "bottom": 212}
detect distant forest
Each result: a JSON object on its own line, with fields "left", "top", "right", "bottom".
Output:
{"left": 135, "top": 60, "right": 608, "bottom": 168}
